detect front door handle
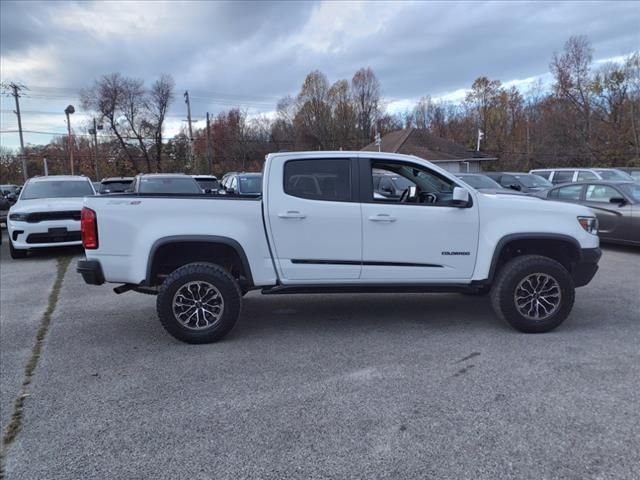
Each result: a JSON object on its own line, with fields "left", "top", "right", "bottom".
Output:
{"left": 278, "top": 210, "right": 306, "bottom": 219}
{"left": 368, "top": 214, "right": 396, "bottom": 222}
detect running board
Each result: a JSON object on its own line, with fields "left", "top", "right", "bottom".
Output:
{"left": 261, "top": 284, "right": 475, "bottom": 295}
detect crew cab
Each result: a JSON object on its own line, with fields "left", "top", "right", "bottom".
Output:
{"left": 77, "top": 152, "right": 601, "bottom": 343}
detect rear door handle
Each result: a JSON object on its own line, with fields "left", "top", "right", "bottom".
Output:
{"left": 368, "top": 214, "right": 396, "bottom": 222}
{"left": 278, "top": 210, "right": 306, "bottom": 219}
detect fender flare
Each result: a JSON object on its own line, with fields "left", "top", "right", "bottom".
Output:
{"left": 485, "top": 233, "right": 581, "bottom": 283}
{"left": 146, "top": 235, "right": 254, "bottom": 286}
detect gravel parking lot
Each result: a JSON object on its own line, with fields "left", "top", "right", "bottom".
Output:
{"left": 1, "top": 230, "right": 639, "bottom": 479}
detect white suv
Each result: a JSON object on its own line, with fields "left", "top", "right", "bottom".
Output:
{"left": 7, "top": 175, "right": 95, "bottom": 258}
{"left": 530, "top": 168, "right": 633, "bottom": 184}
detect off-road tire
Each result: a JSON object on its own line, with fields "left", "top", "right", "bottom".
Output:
{"left": 9, "top": 239, "right": 27, "bottom": 259}
{"left": 157, "top": 262, "right": 242, "bottom": 344}
{"left": 490, "top": 255, "right": 575, "bottom": 333}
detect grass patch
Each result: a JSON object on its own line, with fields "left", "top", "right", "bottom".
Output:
{"left": 1, "top": 255, "right": 72, "bottom": 468}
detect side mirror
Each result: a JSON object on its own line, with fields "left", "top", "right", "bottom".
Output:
{"left": 381, "top": 186, "right": 393, "bottom": 194}
{"left": 509, "top": 184, "right": 522, "bottom": 191}
{"left": 609, "top": 196, "right": 626, "bottom": 205}
{"left": 451, "top": 187, "right": 471, "bottom": 207}
{"left": 226, "top": 187, "right": 236, "bottom": 195}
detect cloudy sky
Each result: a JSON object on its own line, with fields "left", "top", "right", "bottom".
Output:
{"left": 1, "top": 0, "right": 638, "bottom": 149}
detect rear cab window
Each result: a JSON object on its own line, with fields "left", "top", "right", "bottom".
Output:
{"left": 284, "top": 159, "right": 352, "bottom": 202}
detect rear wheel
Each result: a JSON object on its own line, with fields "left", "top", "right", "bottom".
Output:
{"left": 490, "top": 255, "right": 574, "bottom": 333}
{"left": 157, "top": 263, "right": 242, "bottom": 344}
{"left": 9, "top": 239, "right": 27, "bottom": 259}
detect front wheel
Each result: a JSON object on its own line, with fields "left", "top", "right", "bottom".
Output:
{"left": 9, "top": 239, "right": 28, "bottom": 259}
{"left": 490, "top": 255, "right": 575, "bottom": 333}
{"left": 156, "top": 263, "right": 242, "bottom": 344}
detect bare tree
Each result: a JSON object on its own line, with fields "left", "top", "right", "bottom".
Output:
{"left": 351, "top": 67, "right": 381, "bottom": 146}
{"left": 296, "top": 70, "right": 332, "bottom": 149}
{"left": 81, "top": 73, "right": 140, "bottom": 172}
{"left": 81, "top": 73, "right": 175, "bottom": 173}
{"left": 550, "top": 35, "right": 596, "bottom": 160}
{"left": 328, "top": 79, "right": 356, "bottom": 149}
{"left": 149, "top": 75, "right": 175, "bottom": 172}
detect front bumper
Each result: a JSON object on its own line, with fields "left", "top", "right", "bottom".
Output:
{"left": 572, "top": 247, "right": 602, "bottom": 287}
{"left": 8, "top": 219, "right": 82, "bottom": 249}
{"left": 77, "top": 260, "right": 105, "bottom": 285}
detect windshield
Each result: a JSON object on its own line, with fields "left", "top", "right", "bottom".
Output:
{"left": 238, "top": 176, "right": 262, "bottom": 194}
{"left": 458, "top": 175, "right": 501, "bottom": 189}
{"left": 21, "top": 180, "right": 94, "bottom": 200}
{"left": 100, "top": 181, "right": 132, "bottom": 193}
{"left": 595, "top": 169, "right": 633, "bottom": 181}
{"left": 514, "top": 174, "right": 552, "bottom": 188}
{"left": 619, "top": 183, "right": 640, "bottom": 202}
{"left": 138, "top": 177, "right": 202, "bottom": 194}
{"left": 195, "top": 179, "right": 220, "bottom": 190}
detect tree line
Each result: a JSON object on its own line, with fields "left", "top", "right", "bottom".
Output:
{"left": 1, "top": 35, "right": 638, "bottom": 183}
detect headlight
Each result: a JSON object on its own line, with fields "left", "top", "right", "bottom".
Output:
{"left": 578, "top": 216, "right": 598, "bottom": 235}
{"left": 9, "top": 212, "right": 28, "bottom": 221}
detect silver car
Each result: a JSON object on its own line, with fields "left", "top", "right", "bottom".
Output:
{"left": 537, "top": 181, "right": 639, "bottom": 246}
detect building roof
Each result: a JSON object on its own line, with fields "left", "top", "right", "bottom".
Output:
{"left": 362, "top": 128, "right": 496, "bottom": 162}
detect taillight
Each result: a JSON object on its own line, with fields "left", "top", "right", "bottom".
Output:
{"left": 81, "top": 207, "right": 98, "bottom": 249}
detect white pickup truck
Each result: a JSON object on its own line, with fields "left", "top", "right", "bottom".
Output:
{"left": 77, "top": 151, "right": 601, "bottom": 343}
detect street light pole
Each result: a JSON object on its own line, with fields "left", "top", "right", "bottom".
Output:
{"left": 65, "top": 105, "right": 75, "bottom": 175}
{"left": 89, "top": 118, "right": 102, "bottom": 180}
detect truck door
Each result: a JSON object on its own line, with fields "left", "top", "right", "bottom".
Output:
{"left": 265, "top": 157, "right": 362, "bottom": 281}
{"left": 359, "top": 156, "right": 479, "bottom": 281}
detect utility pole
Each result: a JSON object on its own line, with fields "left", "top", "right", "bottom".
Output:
{"left": 184, "top": 91, "right": 194, "bottom": 167}
{"left": 206, "top": 112, "right": 213, "bottom": 174}
{"left": 9, "top": 83, "right": 28, "bottom": 181}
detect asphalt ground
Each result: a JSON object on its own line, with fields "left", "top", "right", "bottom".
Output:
{"left": 1, "top": 232, "right": 639, "bottom": 479}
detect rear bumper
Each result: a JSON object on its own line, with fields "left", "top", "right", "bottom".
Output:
{"left": 77, "top": 259, "right": 105, "bottom": 285}
{"left": 573, "top": 247, "right": 601, "bottom": 287}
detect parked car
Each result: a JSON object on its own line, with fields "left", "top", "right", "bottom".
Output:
{"left": 482, "top": 172, "right": 552, "bottom": 193}
{"left": 99, "top": 177, "right": 134, "bottom": 194}
{"left": 1, "top": 184, "right": 20, "bottom": 204}
{"left": 130, "top": 174, "right": 202, "bottom": 194}
{"left": 455, "top": 173, "right": 525, "bottom": 195}
{"left": 0, "top": 193, "right": 10, "bottom": 224}
{"left": 616, "top": 167, "right": 640, "bottom": 183}
{"left": 7, "top": 175, "right": 96, "bottom": 258}
{"left": 530, "top": 167, "right": 634, "bottom": 184}
{"left": 221, "top": 172, "right": 262, "bottom": 195}
{"left": 78, "top": 151, "right": 600, "bottom": 344}
{"left": 536, "top": 181, "right": 639, "bottom": 246}
{"left": 192, "top": 175, "right": 220, "bottom": 193}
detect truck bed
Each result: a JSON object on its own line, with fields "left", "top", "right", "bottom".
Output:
{"left": 83, "top": 195, "right": 277, "bottom": 286}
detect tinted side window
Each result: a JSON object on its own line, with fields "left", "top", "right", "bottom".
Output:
{"left": 284, "top": 159, "right": 351, "bottom": 202}
{"left": 499, "top": 175, "right": 515, "bottom": 187}
{"left": 552, "top": 171, "right": 575, "bottom": 184}
{"left": 556, "top": 184, "right": 583, "bottom": 200}
{"left": 577, "top": 171, "right": 598, "bottom": 181}
{"left": 585, "top": 185, "right": 620, "bottom": 203}
{"left": 534, "top": 170, "right": 552, "bottom": 180}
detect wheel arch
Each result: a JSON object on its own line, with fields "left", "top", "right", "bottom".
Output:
{"left": 486, "top": 233, "right": 582, "bottom": 283}
{"left": 146, "top": 235, "right": 254, "bottom": 288}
